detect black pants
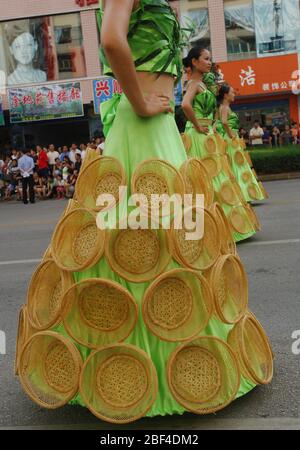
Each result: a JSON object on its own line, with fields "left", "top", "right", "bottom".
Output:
{"left": 22, "top": 175, "right": 35, "bottom": 203}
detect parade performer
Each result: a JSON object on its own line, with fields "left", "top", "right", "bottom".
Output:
{"left": 182, "top": 46, "right": 260, "bottom": 242}
{"left": 216, "top": 83, "right": 268, "bottom": 202}
{"left": 15, "top": 0, "right": 273, "bottom": 424}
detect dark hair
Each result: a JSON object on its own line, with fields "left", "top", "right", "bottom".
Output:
{"left": 217, "top": 83, "right": 231, "bottom": 106}
{"left": 182, "top": 47, "right": 207, "bottom": 70}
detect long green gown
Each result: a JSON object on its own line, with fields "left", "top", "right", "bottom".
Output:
{"left": 217, "top": 109, "right": 267, "bottom": 202}
{"left": 16, "top": 0, "right": 273, "bottom": 424}
{"left": 184, "top": 87, "right": 257, "bottom": 242}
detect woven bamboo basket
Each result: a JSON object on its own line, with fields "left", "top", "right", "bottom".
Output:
{"left": 170, "top": 206, "right": 221, "bottom": 271}
{"left": 80, "top": 147, "right": 101, "bottom": 172}
{"left": 167, "top": 336, "right": 240, "bottom": 414}
{"left": 227, "top": 314, "right": 273, "bottom": 385}
{"left": 245, "top": 151, "right": 253, "bottom": 167}
{"left": 209, "top": 203, "right": 236, "bottom": 255}
{"left": 259, "top": 181, "right": 269, "bottom": 199}
{"left": 79, "top": 343, "right": 158, "bottom": 424}
{"left": 105, "top": 226, "right": 171, "bottom": 283}
{"left": 231, "top": 136, "right": 241, "bottom": 149}
{"left": 51, "top": 208, "right": 105, "bottom": 272}
{"left": 229, "top": 206, "right": 254, "bottom": 235}
{"left": 234, "top": 150, "right": 246, "bottom": 166}
{"left": 246, "top": 309, "right": 274, "bottom": 359}
{"left": 14, "top": 305, "right": 36, "bottom": 376}
{"left": 201, "top": 155, "right": 223, "bottom": 178}
{"left": 241, "top": 171, "right": 252, "bottom": 184}
{"left": 251, "top": 168, "right": 258, "bottom": 179}
{"left": 247, "top": 183, "right": 261, "bottom": 201}
{"left": 221, "top": 155, "right": 235, "bottom": 181}
{"left": 204, "top": 135, "right": 218, "bottom": 155}
{"left": 179, "top": 158, "right": 214, "bottom": 208}
{"left": 75, "top": 156, "right": 126, "bottom": 212}
{"left": 214, "top": 132, "right": 225, "bottom": 153}
{"left": 27, "top": 259, "right": 73, "bottom": 331}
{"left": 218, "top": 181, "right": 240, "bottom": 206}
{"left": 240, "top": 138, "right": 247, "bottom": 150}
{"left": 19, "top": 331, "right": 82, "bottom": 409}
{"left": 142, "top": 268, "right": 213, "bottom": 342}
{"left": 181, "top": 133, "right": 192, "bottom": 154}
{"left": 131, "top": 159, "right": 185, "bottom": 217}
{"left": 208, "top": 255, "right": 248, "bottom": 324}
{"left": 61, "top": 278, "right": 138, "bottom": 349}
{"left": 244, "top": 203, "right": 261, "bottom": 231}
{"left": 42, "top": 245, "right": 52, "bottom": 262}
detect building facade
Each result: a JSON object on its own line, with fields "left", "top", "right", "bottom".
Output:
{"left": 0, "top": 0, "right": 299, "bottom": 151}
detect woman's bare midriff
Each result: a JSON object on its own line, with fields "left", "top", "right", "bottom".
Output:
{"left": 136, "top": 71, "right": 175, "bottom": 100}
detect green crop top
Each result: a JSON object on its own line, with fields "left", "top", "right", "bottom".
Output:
{"left": 217, "top": 108, "right": 239, "bottom": 137}
{"left": 97, "top": 0, "right": 183, "bottom": 78}
{"left": 192, "top": 89, "right": 217, "bottom": 121}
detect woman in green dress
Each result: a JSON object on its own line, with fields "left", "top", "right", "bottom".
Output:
{"left": 16, "top": 1, "right": 273, "bottom": 424}
{"left": 181, "top": 47, "right": 259, "bottom": 242}
{"left": 216, "top": 83, "right": 268, "bottom": 203}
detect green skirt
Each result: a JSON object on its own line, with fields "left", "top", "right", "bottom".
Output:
{"left": 185, "top": 126, "right": 256, "bottom": 243}
{"left": 64, "top": 95, "right": 256, "bottom": 417}
{"left": 224, "top": 136, "right": 266, "bottom": 203}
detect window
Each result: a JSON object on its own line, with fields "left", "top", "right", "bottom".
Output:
{"left": 180, "top": 0, "right": 211, "bottom": 51}
{"left": 0, "top": 13, "right": 86, "bottom": 87}
{"left": 224, "top": 0, "right": 257, "bottom": 61}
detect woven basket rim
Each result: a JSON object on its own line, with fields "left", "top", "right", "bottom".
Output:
{"left": 51, "top": 208, "right": 105, "bottom": 272}
{"left": 210, "top": 254, "right": 248, "bottom": 324}
{"left": 15, "top": 305, "right": 28, "bottom": 377}
{"left": 26, "top": 258, "right": 73, "bottom": 330}
{"left": 131, "top": 158, "right": 186, "bottom": 201}
{"left": 105, "top": 227, "right": 171, "bottom": 283}
{"left": 142, "top": 268, "right": 213, "bottom": 342}
{"left": 75, "top": 155, "right": 127, "bottom": 213}
{"left": 170, "top": 206, "right": 221, "bottom": 271}
{"left": 229, "top": 206, "right": 253, "bottom": 235}
{"left": 19, "top": 331, "right": 83, "bottom": 410}
{"left": 167, "top": 335, "right": 241, "bottom": 415}
{"left": 61, "top": 278, "right": 138, "bottom": 349}
{"left": 201, "top": 155, "right": 222, "bottom": 178}
{"left": 79, "top": 342, "right": 158, "bottom": 424}
{"left": 238, "top": 315, "right": 273, "bottom": 385}
{"left": 180, "top": 158, "right": 214, "bottom": 207}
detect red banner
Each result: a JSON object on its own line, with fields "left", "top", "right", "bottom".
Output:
{"left": 217, "top": 54, "right": 299, "bottom": 97}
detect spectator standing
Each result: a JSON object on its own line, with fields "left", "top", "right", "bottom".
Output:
{"left": 47, "top": 144, "right": 60, "bottom": 176}
{"left": 60, "top": 145, "right": 70, "bottom": 162}
{"left": 271, "top": 126, "right": 280, "bottom": 147}
{"left": 262, "top": 127, "right": 272, "bottom": 147}
{"left": 291, "top": 124, "right": 299, "bottom": 145}
{"left": 249, "top": 121, "right": 264, "bottom": 147}
{"left": 37, "top": 145, "right": 49, "bottom": 179}
{"left": 69, "top": 143, "right": 81, "bottom": 164}
{"left": 11, "top": 149, "right": 18, "bottom": 160}
{"left": 74, "top": 153, "right": 82, "bottom": 172}
{"left": 18, "top": 149, "right": 35, "bottom": 204}
{"left": 280, "top": 125, "right": 292, "bottom": 146}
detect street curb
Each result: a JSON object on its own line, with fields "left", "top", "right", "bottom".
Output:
{"left": 258, "top": 172, "right": 300, "bottom": 181}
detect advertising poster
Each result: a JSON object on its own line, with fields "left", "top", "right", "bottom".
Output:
{"left": 254, "top": 0, "right": 300, "bottom": 58}
{"left": 8, "top": 81, "right": 84, "bottom": 123}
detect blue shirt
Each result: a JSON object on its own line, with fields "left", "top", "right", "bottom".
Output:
{"left": 18, "top": 155, "right": 35, "bottom": 177}
{"left": 60, "top": 152, "right": 70, "bottom": 162}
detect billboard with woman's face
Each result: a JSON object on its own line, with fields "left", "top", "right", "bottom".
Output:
{"left": 0, "top": 13, "right": 86, "bottom": 87}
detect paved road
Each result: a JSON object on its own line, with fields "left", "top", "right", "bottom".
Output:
{"left": 0, "top": 179, "right": 299, "bottom": 430}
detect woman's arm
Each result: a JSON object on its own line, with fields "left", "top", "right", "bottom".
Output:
{"left": 101, "top": 0, "right": 171, "bottom": 117}
{"left": 182, "top": 82, "right": 208, "bottom": 134}
{"left": 220, "top": 105, "right": 235, "bottom": 139}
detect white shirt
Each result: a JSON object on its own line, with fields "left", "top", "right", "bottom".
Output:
{"left": 69, "top": 149, "right": 81, "bottom": 164}
{"left": 18, "top": 154, "right": 35, "bottom": 177}
{"left": 250, "top": 127, "right": 264, "bottom": 145}
{"left": 47, "top": 150, "right": 60, "bottom": 165}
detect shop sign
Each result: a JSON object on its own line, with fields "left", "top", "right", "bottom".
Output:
{"left": 93, "top": 78, "right": 122, "bottom": 114}
{"left": 218, "top": 54, "right": 298, "bottom": 97}
{"left": 8, "top": 82, "right": 84, "bottom": 123}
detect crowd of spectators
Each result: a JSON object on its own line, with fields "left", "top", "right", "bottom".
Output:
{"left": 239, "top": 122, "right": 300, "bottom": 148}
{"left": 0, "top": 137, "right": 105, "bottom": 203}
